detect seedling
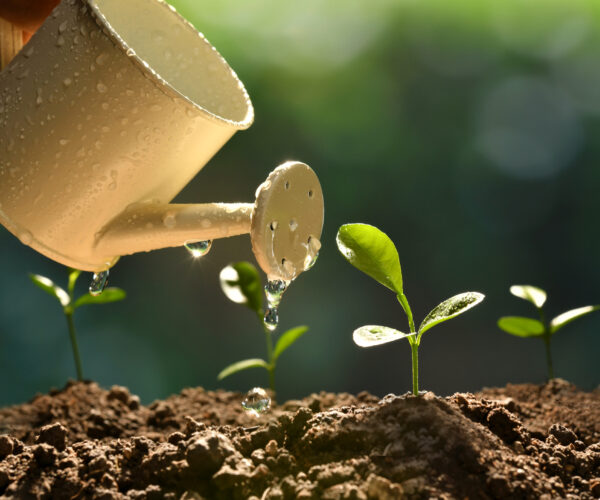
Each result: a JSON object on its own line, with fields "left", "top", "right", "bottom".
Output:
{"left": 218, "top": 261, "right": 308, "bottom": 395}
{"left": 498, "top": 285, "right": 599, "bottom": 379}
{"left": 29, "top": 268, "right": 126, "bottom": 381}
{"left": 336, "top": 223, "right": 484, "bottom": 396}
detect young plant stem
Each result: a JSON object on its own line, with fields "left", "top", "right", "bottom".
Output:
{"left": 543, "top": 335, "right": 554, "bottom": 380}
{"left": 65, "top": 310, "right": 83, "bottom": 381}
{"left": 537, "top": 307, "right": 554, "bottom": 380}
{"left": 410, "top": 342, "right": 419, "bottom": 396}
{"left": 397, "top": 293, "right": 416, "bottom": 334}
{"left": 66, "top": 269, "right": 83, "bottom": 381}
{"left": 397, "top": 293, "right": 419, "bottom": 395}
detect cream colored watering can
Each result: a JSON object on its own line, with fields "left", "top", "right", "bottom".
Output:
{"left": 0, "top": 0, "right": 324, "bottom": 281}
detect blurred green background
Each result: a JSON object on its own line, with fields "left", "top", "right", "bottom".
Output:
{"left": 1, "top": 0, "right": 599, "bottom": 406}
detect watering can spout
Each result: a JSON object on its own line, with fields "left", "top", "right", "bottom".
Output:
{"left": 92, "top": 202, "right": 254, "bottom": 258}
{"left": 93, "top": 161, "right": 324, "bottom": 281}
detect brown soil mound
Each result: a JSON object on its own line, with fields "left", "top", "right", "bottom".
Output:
{"left": 0, "top": 379, "right": 598, "bottom": 499}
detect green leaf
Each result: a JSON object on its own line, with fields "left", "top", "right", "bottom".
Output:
{"left": 510, "top": 285, "right": 547, "bottom": 308}
{"left": 29, "top": 274, "right": 70, "bottom": 307}
{"left": 273, "top": 326, "right": 308, "bottom": 362}
{"left": 219, "top": 262, "right": 262, "bottom": 314}
{"left": 336, "top": 223, "right": 403, "bottom": 294}
{"left": 217, "top": 358, "right": 269, "bottom": 380}
{"left": 419, "top": 292, "right": 485, "bottom": 336}
{"left": 352, "top": 325, "right": 415, "bottom": 347}
{"left": 497, "top": 316, "right": 545, "bottom": 337}
{"left": 550, "top": 305, "right": 600, "bottom": 334}
{"left": 73, "top": 288, "right": 126, "bottom": 308}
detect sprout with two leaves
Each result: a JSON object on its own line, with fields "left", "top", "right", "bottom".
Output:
{"left": 498, "top": 285, "right": 599, "bottom": 379}
{"left": 29, "top": 269, "right": 126, "bottom": 381}
{"left": 218, "top": 261, "right": 308, "bottom": 395}
{"left": 336, "top": 223, "right": 485, "bottom": 396}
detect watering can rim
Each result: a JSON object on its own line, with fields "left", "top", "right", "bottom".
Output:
{"left": 85, "top": 0, "right": 254, "bottom": 130}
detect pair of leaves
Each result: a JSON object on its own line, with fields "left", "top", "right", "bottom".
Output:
{"left": 30, "top": 272, "right": 126, "bottom": 311}
{"left": 353, "top": 292, "right": 485, "bottom": 347}
{"left": 498, "top": 285, "right": 599, "bottom": 337}
{"left": 337, "top": 223, "right": 484, "bottom": 348}
{"left": 217, "top": 326, "right": 308, "bottom": 380}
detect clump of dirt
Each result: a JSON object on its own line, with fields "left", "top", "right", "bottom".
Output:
{"left": 0, "top": 379, "right": 598, "bottom": 499}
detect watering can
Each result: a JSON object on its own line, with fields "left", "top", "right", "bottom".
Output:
{"left": 0, "top": 0, "right": 324, "bottom": 281}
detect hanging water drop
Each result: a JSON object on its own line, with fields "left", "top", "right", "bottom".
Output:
{"left": 184, "top": 240, "right": 212, "bottom": 258}
{"left": 264, "top": 279, "right": 287, "bottom": 308}
{"left": 303, "top": 236, "right": 322, "bottom": 271}
{"left": 304, "top": 251, "right": 319, "bottom": 271}
{"left": 263, "top": 307, "right": 279, "bottom": 332}
{"left": 242, "top": 387, "right": 271, "bottom": 416}
{"left": 308, "top": 236, "right": 321, "bottom": 255}
{"left": 89, "top": 270, "right": 109, "bottom": 296}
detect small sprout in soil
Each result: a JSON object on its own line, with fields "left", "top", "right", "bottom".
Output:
{"left": 498, "top": 284, "right": 599, "bottom": 380}
{"left": 29, "top": 268, "right": 126, "bottom": 381}
{"left": 336, "top": 223, "right": 484, "bottom": 396}
{"left": 218, "top": 261, "right": 308, "bottom": 396}
{"left": 242, "top": 387, "right": 271, "bottom": 416}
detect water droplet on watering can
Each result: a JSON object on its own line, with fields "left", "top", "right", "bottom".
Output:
{"left": 18, "top": 230, "right": 33, "bottom": 245}
{"left": 303, "top": 236, "right": 321, "bottom": 271}
{"left": 95, "top": 52, "right": 109, "bottom": 66}
{"left": 304, "top": 251, "right": 319, "bottom": 271}
{"left": 263, "top": 307, "right": 279, "bottom": 332}
{"left": 89, "top": 270, "right": 109, "bottom": 296}
{"left": 264, "top": 279, "right": 287, "bottom": 308}
{"left": 184, "top": 240, "right": 212, "bottom": 258}
{"left": 242, "top": 388, "right": 271, "bottom": 416}
{"left": 162, "top": 212, "right": 176, "bottom": 228}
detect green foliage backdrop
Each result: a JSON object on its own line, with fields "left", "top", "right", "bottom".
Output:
{"left": 1, "top": 0, "right": 599, "bottom": 405}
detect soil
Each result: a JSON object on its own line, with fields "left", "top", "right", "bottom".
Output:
{"left": 0, "top": 379, "right": 598, "bottom": 499}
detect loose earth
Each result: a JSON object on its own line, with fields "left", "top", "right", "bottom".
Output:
{"left": 0, "top": 379, "right": 598, "bottom": 499}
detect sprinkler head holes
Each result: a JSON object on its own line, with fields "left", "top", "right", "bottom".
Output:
{"left": 251, "top": 162, "right": 324, "bottom": 282}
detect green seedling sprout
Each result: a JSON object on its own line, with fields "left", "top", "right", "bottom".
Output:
{"left": 29, "top": 268, "right": 126, "bottom": 381}
{"left": 217, "top": 261, "right": 308, "bottom": 396}
{"left": 336, "top": 223, "right": 484, "bottom": 396}
{"left": 498, "top": 285, "right": 599, "bottom": 380}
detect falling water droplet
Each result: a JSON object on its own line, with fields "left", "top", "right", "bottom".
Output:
{"left": 242, "top": 388, "right": 271, "bottom": 416}
{"left": 89, "top": 270, "right": 109, "bottom": 296}
{"left": 184, "top": 240, "right": 212, "bottom": 258}
{"left": 263, "top": 307, "right": 279, "bottom": 332}
{"left": 264, "top": 279, "right": 287, "bottom": 308}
